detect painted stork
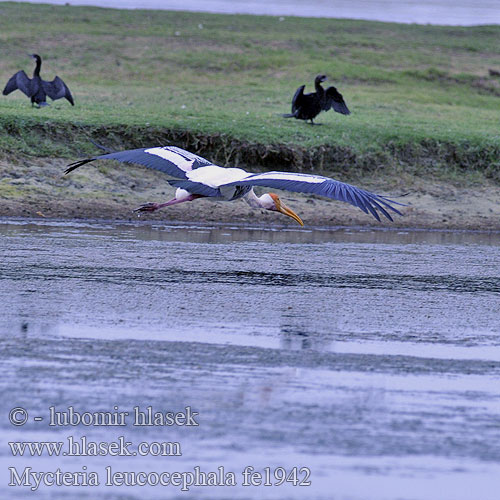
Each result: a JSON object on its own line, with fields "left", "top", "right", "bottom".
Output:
{"left": 283, "top": 75, "right": 350, "bottom": 125}
{"left": 65, "top": 145, "right": 404, "bottom": 225}
{"left": 2, "top": 54, "right": 74, "bottom": 107}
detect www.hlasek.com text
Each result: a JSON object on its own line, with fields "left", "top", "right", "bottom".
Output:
{"left": 9, "top": 435, "right": 182, "bottom": 458}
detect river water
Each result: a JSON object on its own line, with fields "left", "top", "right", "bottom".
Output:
{"left": 1, "top": 219, "right": 499, "bottom": 499}
{"left": 15, "top": 0, "right": 500, "bottom": 25}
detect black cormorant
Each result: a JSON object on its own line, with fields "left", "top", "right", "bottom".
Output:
{"left": 2, "top": 54, "right": 74, "bottom": 107}
{"left": 283, "top": 75, "right": 350, "bottom": 124}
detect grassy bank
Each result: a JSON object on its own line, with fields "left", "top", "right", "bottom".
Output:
{"left": 0, "top": 2, "right": 499, "bottom": 182}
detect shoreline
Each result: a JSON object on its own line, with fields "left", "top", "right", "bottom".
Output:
{"left": 1, "top": 155, "right": 499, "bottom": 231}
{"left": 2, "top": 139, "right": 498, "bottom": 232}
{"left": 4, "top": 190, "right": 500, "bottom": 232}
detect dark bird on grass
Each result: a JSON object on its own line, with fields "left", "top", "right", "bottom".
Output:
{"left": 2, "top": 54, "right": 74, "bottom": 107}
{"left": 283, "top": 75, "right": 350, "bottom": 125}
{"left": 64, "top": 145, "right": 405, "bottom": 226}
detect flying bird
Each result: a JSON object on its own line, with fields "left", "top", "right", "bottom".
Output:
{"left": 3, "top": 54, "right": 74, "bottom": 107}
{"left": 283, "top": 75, "right": 350, "bottom": 124}
{"left": 65, "top": 145, "right": 404, "bottom": 225}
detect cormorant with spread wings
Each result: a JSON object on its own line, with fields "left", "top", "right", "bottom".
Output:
{"left": 283, "top": 75, "right": 350, "bottom": 124}
{"left": 3, "top": 54, "right": 74, "bottom": 107}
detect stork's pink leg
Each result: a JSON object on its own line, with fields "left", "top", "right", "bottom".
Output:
{"left": 134, "top": 194, "right": 202, "bottom": 213}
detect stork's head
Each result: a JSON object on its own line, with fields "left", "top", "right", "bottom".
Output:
{"left": 315, "top": 74, "right": 328, "bottom": 84}
{"left": 263, "top": 193, "right": 304, "bottom": 226}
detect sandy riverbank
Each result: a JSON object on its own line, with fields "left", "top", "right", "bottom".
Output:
{"left": 1, "top": 157, "right": 499, "bottom": 231}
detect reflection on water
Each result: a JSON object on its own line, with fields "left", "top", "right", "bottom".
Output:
{"left": 1, "top": 219, "right": 500, "bottom": 500}
{"left": 3, "top": 217, "right": 500, "bottom": 245}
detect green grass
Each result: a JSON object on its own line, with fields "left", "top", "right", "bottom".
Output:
{"left": 0, "top": 2, "right": 499, "bottom": 181}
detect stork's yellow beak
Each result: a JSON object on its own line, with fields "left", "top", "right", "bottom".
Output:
{"left": 268, "top": 193, "right": 304, "bottom": 226}
{"left": 278, "top": 202, "right": 304, "bottom": 226}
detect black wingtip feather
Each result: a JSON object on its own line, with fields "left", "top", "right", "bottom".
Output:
{"left": 64, "top": 158, "right": 96, "bottom": 175}
{"left": 370, "top": 199, "right": 394, "bottom": 221}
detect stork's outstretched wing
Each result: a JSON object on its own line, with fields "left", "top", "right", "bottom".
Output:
{"left": 322, "top": 86, "right": 350, "bottom": 115}
{"left": 2, "top": 71, "right": 34, "bottom": 97}
{"left": 65, "top": 145, "right": 215, "bottom": 178}
{"left": 42, "top": 76, "right": 74, "bottom": 105}
{"left": 222, "top": 171, "right": 404, "bottom": 221}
